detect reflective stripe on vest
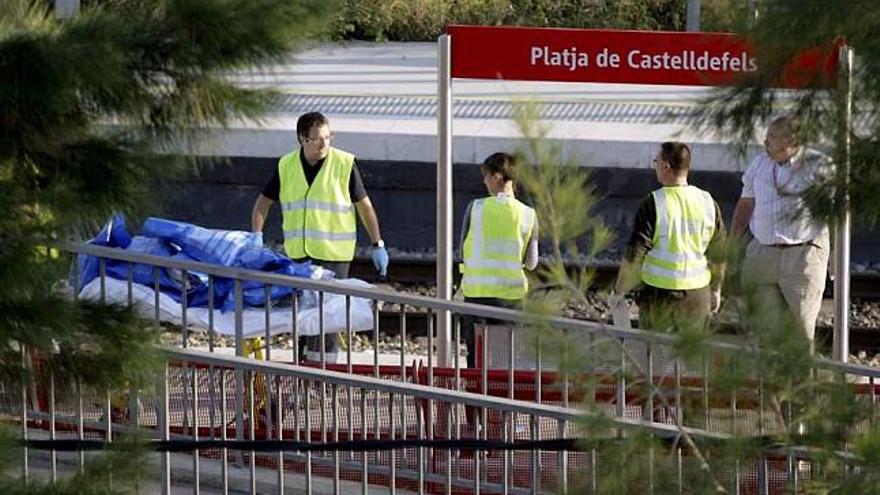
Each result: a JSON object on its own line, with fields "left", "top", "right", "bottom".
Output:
{"left": 640, "top": 186, "right": 716, "bottom": 290}
{"left": 279, "top": 148, "right": 357, "bottom": 261}
{"left": 460, "top": 196, "right": 535, "bottom": 299}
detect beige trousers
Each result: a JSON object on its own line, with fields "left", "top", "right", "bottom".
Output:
{"left": 741, "top": 231, "right": 829, "bottom": 342}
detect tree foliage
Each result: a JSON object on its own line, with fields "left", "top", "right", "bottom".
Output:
{"left": 697, "top": 0, "right": 880, "bottom": 228}
{"left": 0, "top": 0, "right": 331, "bottom": 488}
{"left": 329, "top": 0, "right": 695, "bottom": 42}
{"left": 513, "top": 94, "right": 879, "bottom": 491}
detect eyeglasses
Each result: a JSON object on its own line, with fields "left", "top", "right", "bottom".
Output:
{"left": 652, "top": 158, "right": 665, "bottom": 167}
{"left": 304, "top": 134, "right": 333, "bottom": 145}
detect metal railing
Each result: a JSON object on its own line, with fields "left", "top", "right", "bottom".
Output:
{"left": 7, "top": 345, "right": 877, "bottom": 494}
{"left": 4, "top": 242, "right": 878, "bottom": 493}
{"left": 65, "top": 242, "right": 880, "bottom": 431}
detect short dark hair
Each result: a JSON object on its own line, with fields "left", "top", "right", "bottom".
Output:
{"left": 296, "top": 112, "right": 329, "bottom": 141}
{"left": 660, "top": 142, "right": 691, "bottom": 175}
{"left": 480, "top": 152, "right": 519, "bottom": 182}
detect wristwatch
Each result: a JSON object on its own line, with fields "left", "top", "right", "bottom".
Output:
{"left": 372, "top": 240, "right": 385, "bottom": 248}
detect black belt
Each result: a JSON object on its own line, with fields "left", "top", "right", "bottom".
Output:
{"left": 767, "top": 241, "right": 810, "bottom": 249}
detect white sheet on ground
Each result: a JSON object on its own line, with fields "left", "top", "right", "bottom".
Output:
{"left": 78, "top": 277, "right": 375, "bottom": 338}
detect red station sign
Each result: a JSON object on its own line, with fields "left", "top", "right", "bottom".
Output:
{"left": 448, "top": 25, "right": 838, "bottom": 88}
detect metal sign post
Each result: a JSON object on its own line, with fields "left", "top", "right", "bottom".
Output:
{"left": 55, "top": 0, "right": 80, "bottom": 18}
{"left": 833, "top": 45, "right": 853, "bottom": 362}
{"left": 436, "top": 34, "right": 453, "bottom": 366}
{"left": 686, "top": 0, "right": 701, "bottom": 31}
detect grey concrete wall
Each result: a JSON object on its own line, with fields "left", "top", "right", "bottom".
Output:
{"left": 157, "top": 157, "right": 880, "bottom": 263}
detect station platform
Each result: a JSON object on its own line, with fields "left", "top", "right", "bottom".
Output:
{"left": 195, "top": 41, "right": 762, "bottom": 171}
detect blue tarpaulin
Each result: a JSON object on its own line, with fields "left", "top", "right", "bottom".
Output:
{"left": 77, "top": 215, "right": 312, "bottom": 311}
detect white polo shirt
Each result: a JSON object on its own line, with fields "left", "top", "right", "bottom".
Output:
{"left": 741, "top": 148, "right": 831, "bottom": 245}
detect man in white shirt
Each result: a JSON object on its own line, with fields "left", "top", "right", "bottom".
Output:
{"left": 730, "top": 115, "right": 832, "bottom": 344}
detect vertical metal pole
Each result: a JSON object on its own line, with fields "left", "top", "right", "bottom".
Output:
{"left": 192, "top": 367, "right": 200, "bottom": 495}
{"left": 389, "top": 392, "right": 397, "bottom": 495}
{"left": 617, "top": 338, "right": 626, "bottom": 420}
{"left": 333, "top": 384, "right": 340, "bottom": 495}
{"left": 276, "top": 377, "right": 285, "bottom": 495}
{"left": 305, "top": 380, "right": 313, "bottom": 493}
{"left": 373, "top": 302, "right": 380, "bottom": 377}
{"left": 436, "top": 33, "right": 453, "bottom": 367}
{"left": 319, "top": 291, "right": 326, "bottom": 367}
{"left": 686, "top": 0, "right": 701, "bottom": 31}
{"left": 453, "top": 316, "right": 461, "bottom": 481}
{"left": 446, "top": 404, "right": 453, "bottom": 495}
{"left": 105, "top": 391, "right": 113, "bottom": 490}
{"left": 361, "top": 387, "right": 369, "bottom": 494}
{"left": 417, "top": 404, "right": 425, "bottom": 495}
{"left": 160, "top": 364, "right": 171, "bottom": 495}
{"left": 77, "top": 381, "right": 85, "bottom": 472}
{"left": 675, "top": 359, "right": 683, "bottom": 427}
{"left": 234, "top": 279, "right": 245, "bottom": 467}
{"left": 247, "top": 375, "right": 256, "bottom": 494}
{"left": 209, "top": 276, "right": 216, "bottom": 353}
{"left": 591, "top": 448, "right": 597, "bottom": 494}
{"left": 220, "top": 370, "right": 229, "bottom": 495}
{"left": 557, "top": 420, "right": 568, "bottom": 492}
{"left": 530, "top": 415, "right": 539, "bottom": 495}
{"left": 292, "top": 293, "right": 299, "bottom": 364}
{"left": 833, "top": 45, "right": 853, "bottom": 363}
{"left": 702, "top": 356, "right": 710, "bottom": 429}
{"left": 677, "top": 448, "right": 683, "bottom": 494}
{"left": 20, "top": 347, "right": 28, "bottom": 484}
{"left": 399, "top": 307, "right": 407, "bottom": 471}
{"left": 758, "top": 456, "right": 769, "bottom": 495}
{"left": 182, "top": 270, "right": 189, "bottom": 347}
{"left": 645, "top": 344, "right": 654, "bottom": 422}
{"left": 346, "top": 297, "right": 355, "bottom": 468}
{"left": 49, "top": 372, "right": 57, "bottom": 482}
{"left": 747, "top": 0, "right": 759, "bottom": 23}
{"left": 426, "top": 310, "right": 435, "bottom": 485}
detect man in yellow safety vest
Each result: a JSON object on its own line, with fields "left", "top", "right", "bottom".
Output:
{"left": 610, "top": 142, "right": 726, "bottom": 331}
{"left": 251, "top": 112, "right": 388, "bottom": 353}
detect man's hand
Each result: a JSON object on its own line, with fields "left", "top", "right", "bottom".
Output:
{"left": 371, "top": 245, "right": 389, "bottom": 277}
{"left": 253, "top": 231, "right": 263, "bottom": 247}
{"left": 710, "top": 288, "right": 722, "bottom": 314}
{"left": 607, "top": 292, "right": 631, "bottom": 329}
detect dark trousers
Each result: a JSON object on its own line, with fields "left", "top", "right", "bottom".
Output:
{"left": 461, "top": 297, "right": 521, "bottom": 369}
{"left": 292, "top": 258, "right": 350, "bottom": 279}
{"left": 460, "top": 297, "right": 521, "bottom": 430}
{"left": 293, "top": 258, "right": 351, "bottom": 356}
{"left": 635, "top": 285, "right": 711, "bottom": 332}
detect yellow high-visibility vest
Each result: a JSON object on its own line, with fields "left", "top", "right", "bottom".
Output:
{"left": 641, "top": 186, "right": 716, "bottom": 290}
{"left": 279, "top": 148, "right": 357, "bottom": 261}
{"left": 460, "top": 195, "right": 535, "bottom": 300}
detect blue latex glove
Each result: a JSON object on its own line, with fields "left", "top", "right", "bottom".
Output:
{"left": 371, "top": 245, "right": 389, "bottom": 277}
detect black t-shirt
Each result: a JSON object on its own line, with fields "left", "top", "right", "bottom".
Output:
{"left": 261, "top": 149, "right": 367, "bottom": 202}
{"left": 624, "top": 192, "right": 726, "bottom": 264}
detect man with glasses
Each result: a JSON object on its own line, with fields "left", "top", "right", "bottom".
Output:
{"left": 251, "top": 111, "right": 388, "bottom": 353}
{"left": 730, "top": 115, "right": 832, "bottom": 345}
{"left": 611, "top": 142, "right": 726, "bottom": 332}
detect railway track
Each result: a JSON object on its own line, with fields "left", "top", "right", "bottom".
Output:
{"left": 350, "top": 256, "right": 880, "bottom": 299}
{"left": 349, "top": 257, "right": 880, "bottom": 354}
{"left": 369, "top": 309, "right": 880, "bottom": 354}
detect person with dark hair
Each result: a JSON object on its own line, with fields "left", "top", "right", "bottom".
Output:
{"left": 459, "top": 152, "right": 539, "bottom": 369}
{"left": 251, "top": 111, "right": 388, "bottom": 354}
{"left": 730, "top": 115, "right": 832, "bottom": 345}
{"left": 610, "top": 142, "right": 726, "bottom": 330}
